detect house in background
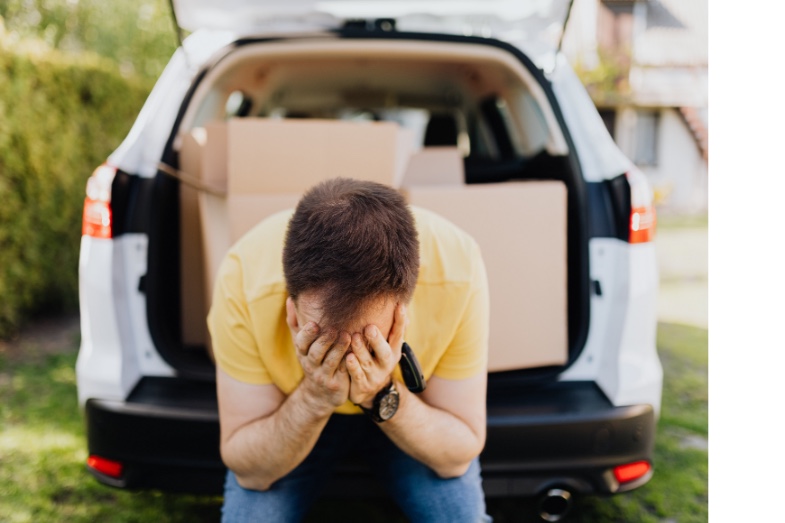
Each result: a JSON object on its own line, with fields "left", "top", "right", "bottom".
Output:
{"left": 561, "top": 0, "right": 707, "bottom": 215}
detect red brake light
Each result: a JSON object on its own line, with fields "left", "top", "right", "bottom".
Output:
{"left": 630, "top": 205, "right": 657, "bottom": 244}
{"left": 613, "top": 460, "right": 651, "bottom": 483}
{"left": 82, "top": 164, "right": 116, "bottom": 239}
{"left": 626, "top": 169, "right": 656, "bottom": 243}
{"left": 87, "top": 455, "right": 124, "bottom": 478}
{"left": 82, "top": 199, "right": 112, "bottom": 238}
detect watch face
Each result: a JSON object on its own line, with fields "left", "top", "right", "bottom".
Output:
{"left": 378, "top": 390, "right": 400, "bottom": 420}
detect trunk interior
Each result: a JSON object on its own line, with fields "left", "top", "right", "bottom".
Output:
{"left": 145, "top": 34, "right": 590, "bottom": 382}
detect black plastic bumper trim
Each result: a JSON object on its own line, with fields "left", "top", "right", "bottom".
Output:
{"left": 84, "top": 379, "right": 655, "bottom": 497}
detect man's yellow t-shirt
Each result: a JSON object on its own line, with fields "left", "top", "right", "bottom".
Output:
{"left": 207, "top": 206, "right": 489, "bottom": 414}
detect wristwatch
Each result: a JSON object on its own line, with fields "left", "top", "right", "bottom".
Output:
{"left": 360, "top": 381, "right": 400, "bottom": 423}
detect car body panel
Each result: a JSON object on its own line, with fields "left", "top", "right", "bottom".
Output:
{"left": 172, "top": 0, "right": 571, "bottom": 49}
{"left": 611, "top": 243, "right": 662, "bottom": 412}
{"left": 560, "top": 239, "right": 662, "bottom": 415}
{"left": 76, "top": 237, "right": 137, "bottom": 404}
{"left": 548, "top": 54, "right": 634, "bottom": 182}
{"left": 116, "top": 234, "right": 174, "bottom": 377}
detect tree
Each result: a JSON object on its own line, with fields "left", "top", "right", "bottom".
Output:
{"left": 0, "top": 0, "right": 177, "bottom": 79}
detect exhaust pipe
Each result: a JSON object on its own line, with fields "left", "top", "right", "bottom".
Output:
{"left": 538, "top": 488, "right": 573, "bottom": 522}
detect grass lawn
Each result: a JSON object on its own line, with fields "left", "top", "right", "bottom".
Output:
{"left": 0, "top": 322, "right": 707, "bottom": 522}
{"left": 656, "top": 213, "right": 708, "bottom": 230}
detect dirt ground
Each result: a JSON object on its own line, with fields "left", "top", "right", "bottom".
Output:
{"left": 0, "top": 314, "right": 80, "bottom": 363}
{"left": 655, "top": 226, "right": 709, "bottom": 328}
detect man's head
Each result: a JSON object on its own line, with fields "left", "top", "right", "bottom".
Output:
{"left": 282, "top": 178, "right": 419, "bottom": 334}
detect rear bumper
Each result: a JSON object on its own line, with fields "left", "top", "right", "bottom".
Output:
{"left": 84, "top": 379, "right": 655, "bottom": 497}
{"left": 481, "top": 380, "right": 655, "bottom": 496}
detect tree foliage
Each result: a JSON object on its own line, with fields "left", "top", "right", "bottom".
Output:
{"left": 0, "top": 0, "right": 177, "bottom": 80}
{"left": 0, "top": 32, "right": 153, "bottom": 337}
{"left": 572, "top": 48, "right": 632, "bottom": 107}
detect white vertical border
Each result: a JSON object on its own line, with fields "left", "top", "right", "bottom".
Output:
{"left": 711, "top": 1, "right": 785, "bottom": 518}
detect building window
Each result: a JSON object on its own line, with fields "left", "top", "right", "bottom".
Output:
{"left": 635, "top": 109, "right": 659, "bottom": 166}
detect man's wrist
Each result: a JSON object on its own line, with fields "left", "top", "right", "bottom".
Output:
{"left": 358, "top": 380, "right": 400, "bottom": 423}
{"left": 297, "top": 383, "right": 339, "bottom": 419}
{"left": 357, "top": 377, "right": 393, "bottom": 409}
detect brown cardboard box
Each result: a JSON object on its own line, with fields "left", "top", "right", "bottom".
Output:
{"left": 226, "top": 118, "right": 415, "bottom": 194}
{"left": 190, "top": 124, "right": 232, "bottom": 317}
{"left": 227, "top": 194, "right": 302, "bottom": 243}
{"left": 179, "top": 129, "right": 208, "bottom": 346}
{"left": 201, "top": 122, "right": 228, "bottom": 193}
{"left": 176, "top": 126, "right": 232, "bottom": 351}
{"left": 401, "top": 147, "right": 464, "bottom": 187}
{"left": 406, "top": 182, "right": 568, "bottom": 371}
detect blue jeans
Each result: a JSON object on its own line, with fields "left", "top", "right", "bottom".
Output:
{"left": 222, "top": 414, "right": 490, "bottom": 522}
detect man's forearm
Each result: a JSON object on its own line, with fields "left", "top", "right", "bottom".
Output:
{"left": 377, "top": 381, "right": 486, "bottom": 478}
{"left": 221, "top": 385, "right": 333, "bottom": 491}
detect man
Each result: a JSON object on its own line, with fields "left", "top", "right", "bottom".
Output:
{"left": 209, "top": 178, "right": 490, "bottom": 522}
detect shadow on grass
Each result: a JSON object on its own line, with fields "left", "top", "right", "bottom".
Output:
{"left": 0, "top": 323, "right": 706, "bottom": 522}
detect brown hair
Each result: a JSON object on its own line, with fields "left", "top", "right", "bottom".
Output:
{"left": 283, "top": 178, "right": 419, "bottom": 327}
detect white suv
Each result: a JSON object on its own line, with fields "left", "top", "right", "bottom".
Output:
{"left": 76, "top": 1, "right": 661, "bottom": 519}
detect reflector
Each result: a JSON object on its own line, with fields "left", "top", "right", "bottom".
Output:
{"left": 613, "top": 460, "right": 651, "bottom": 483}
{"left": 87, "top": 455, "right": 124, "bottom": 478}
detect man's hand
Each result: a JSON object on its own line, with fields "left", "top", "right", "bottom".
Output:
{"left": 294, "top": 323, "right": 352, "bottom": 415}
{"left": 345, "top": 304, "right": 408, "bottom": 408}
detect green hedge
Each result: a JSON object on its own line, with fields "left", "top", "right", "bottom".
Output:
{"left": 0, "top": 36, "right": 153, "bottom": 338}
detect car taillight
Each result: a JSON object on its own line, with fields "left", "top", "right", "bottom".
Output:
{"left": 613, "top": 460, "right": 651, "bottom": 483}
{"left": 87, "top": 455, "right": 124, "bottom": 478}
{"left": 82, "top": 164, "right": 116, "bottom": 239}
{"left": 626, "top": 168, "right": 657, "bottom": 244}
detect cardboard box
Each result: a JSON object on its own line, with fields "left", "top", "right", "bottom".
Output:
{"left": 228, "top": 194, "right": 302, "bottom": 243}
{"left": 178, "top": 129, "right": 208, "bottom": 346}
{"left": 201, "top": 122, "right": 228, "bottom": 193}
{"left": 197, "top": 117, "right": 419, "bottom": 261}
{"left": 406, "top": 182, "right": 568, "bottom": 371}
{"left": 177, "top": 127, "right": 232, "bottom": 352}
{"left": 222, "top": 118, "right": 415, "bottom": 194}
{"left": 401, "top": 147, "right": 464, "bottom": 187}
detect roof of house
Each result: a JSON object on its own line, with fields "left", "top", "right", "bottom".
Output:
{"left": 634, "top": 0, "right": 707, "bottom": 67}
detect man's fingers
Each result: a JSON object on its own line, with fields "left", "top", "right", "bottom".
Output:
{"left": 307, "top": 328, "right": 338, "bottom": 364}
{"left": 295, "top": 322, "right": 320, "bottom": 356}
{"left": 323, "top": 331, "right": 351, "bottom": 372}
{"left": 364, "top": 324, "right": 393, "bottom": 366}
{"left": 345, "top": 352, "right": 368, "bottom": 384}
{"left": 387, "top": 303, "right": 407, "bottom": 350}
{"left": 351, "top": 333, "right": 375, "bottom": 370}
